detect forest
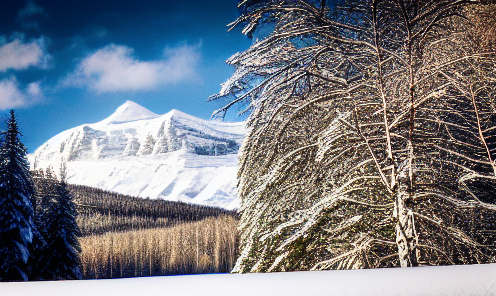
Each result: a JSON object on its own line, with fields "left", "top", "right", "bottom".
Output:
{"left": 32, "top": 169, "right": 239, "bottom": 280}
{"left": 66, "top": 183, "right": 236, "bottom": 235}
{"left": 79, "top": 216, "right": 238, "bottom": 279}
{"left": 0, "top": 110, "right": 238, "bottom": 281}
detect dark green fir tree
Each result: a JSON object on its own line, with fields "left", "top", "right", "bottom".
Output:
{"left": 0, "top": 110, "right": 37, "bottom": 281}
{"left": 35, "top": 164, "right": 82, "bottom": 280}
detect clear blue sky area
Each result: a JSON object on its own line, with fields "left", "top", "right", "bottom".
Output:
{"left": 0, "top": 0, "right": 252, "bottom": 152}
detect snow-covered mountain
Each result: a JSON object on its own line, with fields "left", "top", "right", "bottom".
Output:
{"left": 30, "top": 101, "right": 246, "bottom": 210}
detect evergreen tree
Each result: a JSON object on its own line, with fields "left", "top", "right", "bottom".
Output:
{"left": 36, "top": 168, "right": 82, "bottom": 280}
{"left": 30, "top": 168, "right": 57, "bottom": 280}
{"left": 0, "top": 110, "right": 37, "bottom": 281}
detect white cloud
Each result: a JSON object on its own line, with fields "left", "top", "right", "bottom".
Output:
{"left": 162, "top": 44, "right": 201, "bottom": 83}
{"left": 0, "top": 38, "right": 50, "bottom": 72}
{"left": 0, "top": 78, "right": 43, "bottom": 110}
{"left": 27, "top": 81, "right": 43, "bottom": 97}
{"left": 63, "top": 43, "right": 201, "bottom": 93}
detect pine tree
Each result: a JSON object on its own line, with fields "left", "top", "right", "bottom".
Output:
{"left": 30, "top": 168, "right": 57, "bottom": 279}
{"left": 36, "top": 167, "right": 82, "bottom": 280}
{"left": 0, "top": 110, "right": 37, "bottom": 281}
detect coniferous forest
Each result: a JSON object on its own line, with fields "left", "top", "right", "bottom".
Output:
{"left": 67, "top": 183, "right": 236, "bottom": 236}
{"left": 0, "top": 110, "right": 239, "bottom": 281}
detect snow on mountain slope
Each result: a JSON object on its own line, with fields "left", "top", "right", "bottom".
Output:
{"left": 98, "top": 100, "right": 159, "bottom": 124}
{"left": 30, "top": 101, "right": 246, "bottom": 209}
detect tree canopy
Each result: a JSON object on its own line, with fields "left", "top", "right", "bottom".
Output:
{"left": 212, "top": 0, "right": 496, "bottom": 272}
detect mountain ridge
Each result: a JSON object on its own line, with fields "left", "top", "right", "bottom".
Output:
{"left": 30, "top": 101, "right": 246, "bottom": 209}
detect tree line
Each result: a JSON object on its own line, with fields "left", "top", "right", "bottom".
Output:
{"left": 70, "top": 184, "right": 235, "bottom": 222}
{"left": 65, "top": 184, "right": 237, "bottom": 236}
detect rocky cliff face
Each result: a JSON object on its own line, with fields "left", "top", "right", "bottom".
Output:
{"left": 30, "top": 101, "right": 246, "bottom": 209}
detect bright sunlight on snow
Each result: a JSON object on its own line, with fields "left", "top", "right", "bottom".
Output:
{"left": 1, "top": 263, "right": 495, "bottom": 296}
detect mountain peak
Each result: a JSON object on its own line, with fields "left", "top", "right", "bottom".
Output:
{"left": 101, "top": 101, "right": 158, "bottom": 124}
{"left": 166, "top": 109, "right": 186, "bottom": 117}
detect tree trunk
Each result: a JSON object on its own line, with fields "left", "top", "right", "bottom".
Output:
{"left": 394, "top": 167, "right": 418, "bottom": 267}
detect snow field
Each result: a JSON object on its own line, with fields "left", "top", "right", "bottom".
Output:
{"left": 2, "top": 263, "right": 495, "bottom": 296}
{"left": 56, "top": 151, "right": 240, "bottom": 209}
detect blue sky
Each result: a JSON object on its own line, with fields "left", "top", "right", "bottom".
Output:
{"left": 0, "top": 0, "right": 252, "bottom": 152}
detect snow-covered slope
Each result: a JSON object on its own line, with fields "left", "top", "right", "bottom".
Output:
{"left": 30, "top": 101, "right": 246, "bottom": 209}
{"left": 2, "top": 264, "right": 496, "bottom": 296}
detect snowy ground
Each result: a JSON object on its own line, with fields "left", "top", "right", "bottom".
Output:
{"left": 2, "top": 264, "right": 495, "bottom": 296}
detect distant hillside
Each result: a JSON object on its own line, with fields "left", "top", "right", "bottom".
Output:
{"left": 67, "top": 184, "right": 237, "bottom": 236}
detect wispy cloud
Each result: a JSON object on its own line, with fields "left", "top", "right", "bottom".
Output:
{"left": 0, "top": 38, "right": 50, "bottom": 72}
{"left": 62, "top": 43, "right": 201, "bottom": 93}
{"left": 0, "top": 37, "right": 49, "bottom": 109}
{"left": 0, "top": 77, "right": 43, "bottom": 110}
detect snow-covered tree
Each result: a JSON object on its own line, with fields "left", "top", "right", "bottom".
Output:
{"left": 34, "top": 168, "right": 82, "bottom": 280}
{"left": 140, "top": 134, "right": 156, "bottom": 155}
{"left": 30, "top": 168, "right": 58, "bottom": 279}
{"left": 167, "top": 122, "right": 182, "bottom": 152}
{"left": 0, "top": 110, "right": 37, "bottom": 281}
{"left": 154, "top": 121, "right": 169, "bottom": 154}
{"left": 212, "top": 0, "right": 496, "bottom": 272}
{"left": 123, "top": 137, "right": 140, "bottom": 156}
